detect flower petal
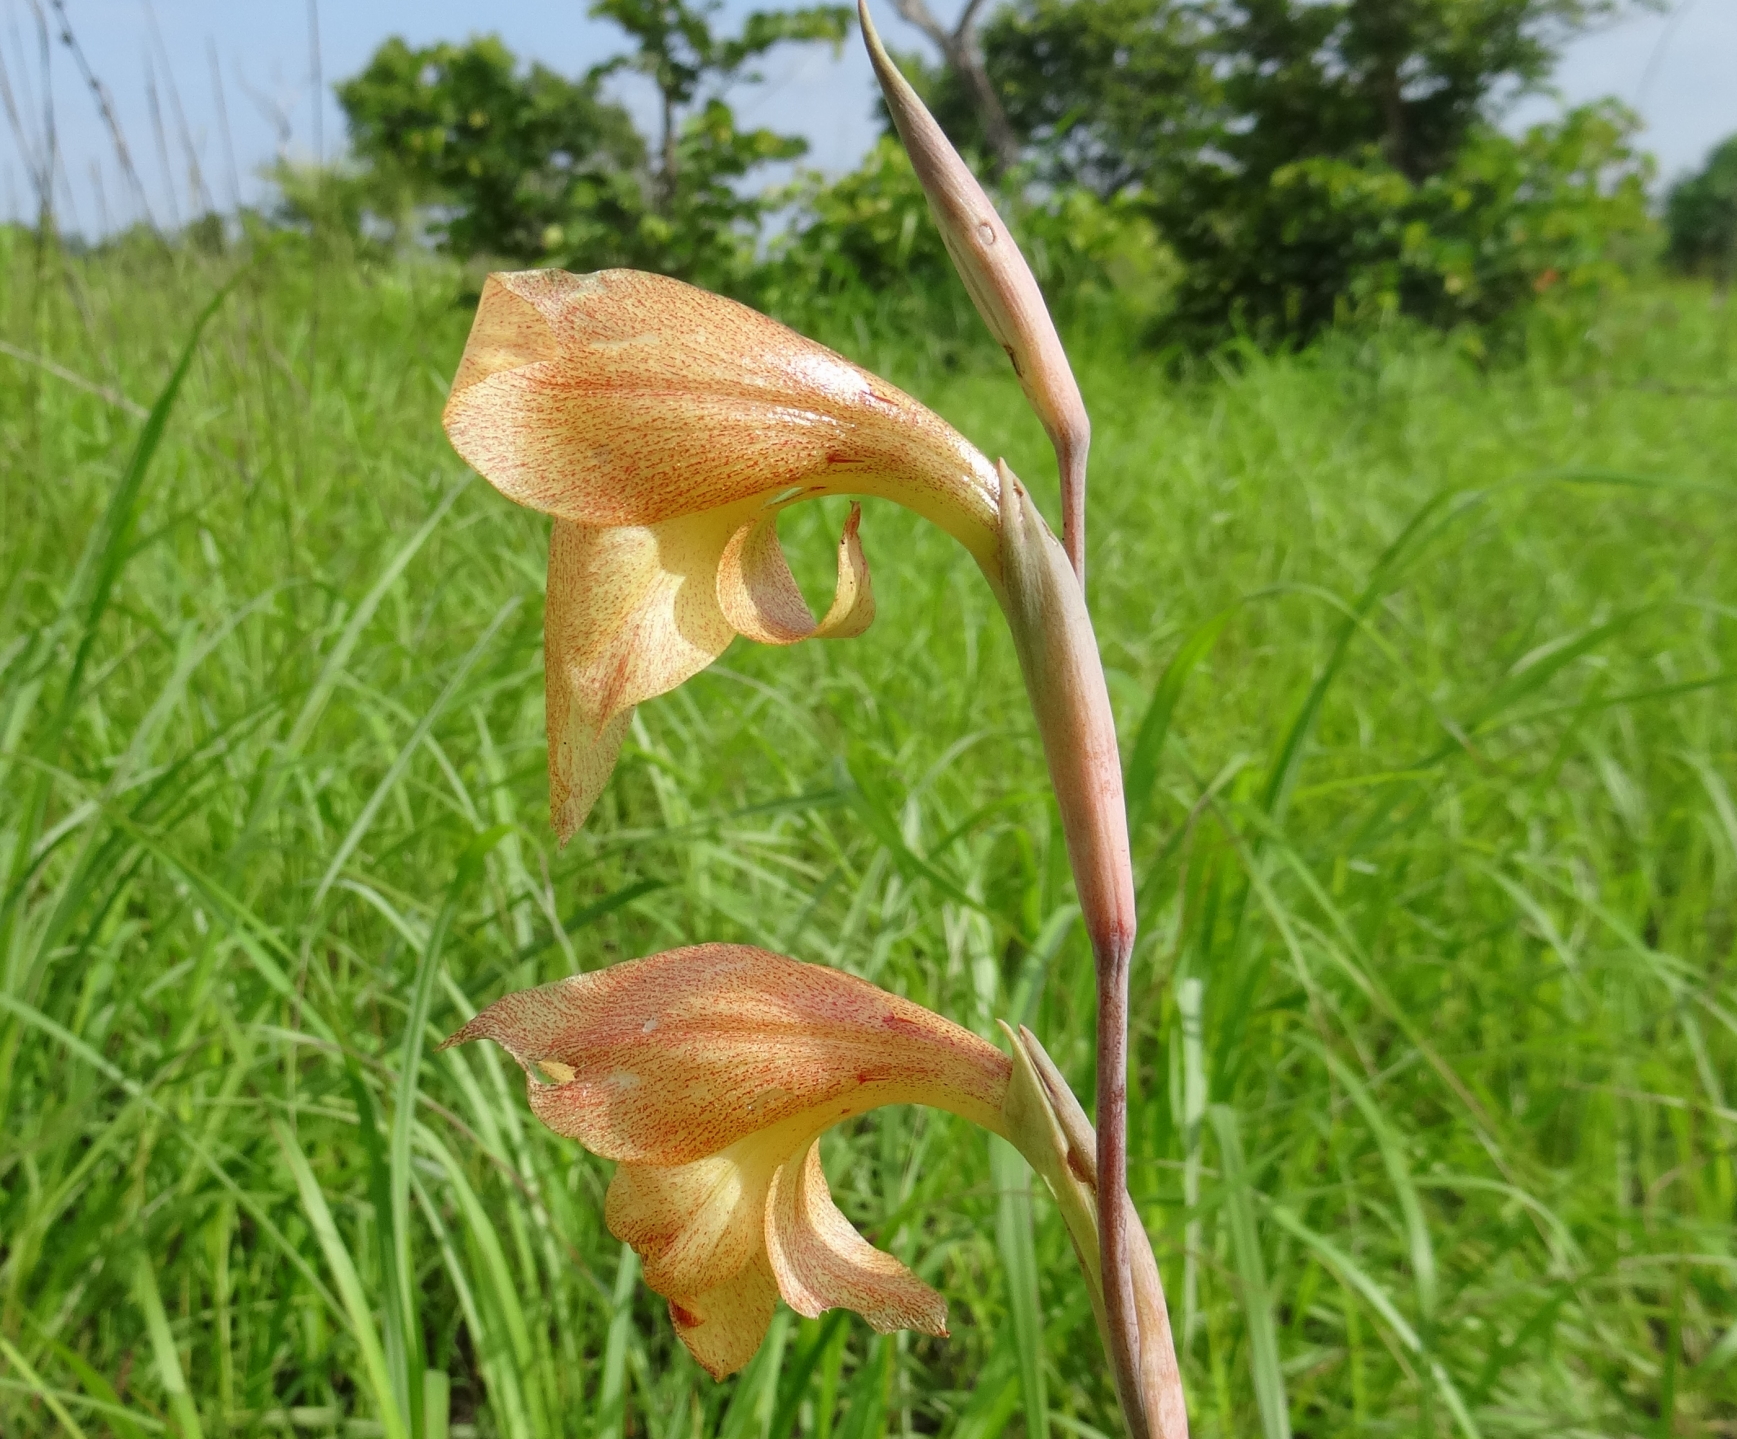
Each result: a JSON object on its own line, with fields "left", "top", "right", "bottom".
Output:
{"left": 442, "top": 944, "right": 1010, "bottom": 1165}
{"left": 717, "top": 502, "right": 875, "bottom": 646}
{"left": 813, "top": 503, "right": 876, "bottom": 639}
{"left": 666, "top": 1252, "right": 781, "bottom": 1381}
{"left": 604, "top": 1127, "right": 790, "bottom": 1299}
{"left": 766, "top": 1140, "right": 947, "bottom": 1336}
{"left": 544, "top": 512, "right": 740, "bottom": 839}
{"left": 443, "top": 269, "right": 1002, "bottom": 568}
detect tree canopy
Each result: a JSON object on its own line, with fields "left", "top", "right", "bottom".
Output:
{"left": 1666, "top": 135, "right": 1737, "bottom": 282}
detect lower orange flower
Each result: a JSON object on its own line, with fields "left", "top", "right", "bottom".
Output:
{"left": 442, "top": 944, "right": 1010, "bottom": 1378}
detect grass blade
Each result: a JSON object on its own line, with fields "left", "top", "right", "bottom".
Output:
{"left": 1210, "top": 1105, "right": 1290, "bottom": 1439}
{"left": 128, "top": 1254, "right": 203, "bottom": 1439}
{"left": 54, "top": 279, "right": 237, "bottom": 724}
{"left": 0, "top": 1337, "right": 93, "bottom": 1439}
{"left": 1126, "top": 606, "right": 1236, "bottom": 831}
{"left": 992, "top": 1134, "right": 1049, "bottom": 1439}
{"left": 311, "top": 597, "right": 519, "bottom": 911}
{"left": 597, "top": 1244, "right": 641, "bottom": 1439}
{"left": 273, "top": 1120, "right": 409, "bottom": 1439}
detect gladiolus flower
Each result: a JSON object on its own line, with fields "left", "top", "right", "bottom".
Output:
{"left": 443, "top": 943, "right": 1179, "bottom": 1397}
{"left": 443, "top": 268, "right": 1002, "bottom": 841}
{"left": 441, "top": 267, "right": 1132, "bottom": 966}
{"left": 442, "top": 944, "right": 1011, "bottom": 1378}
{"left": 440, "top": 256, "right": 1166, "bottom": 1431}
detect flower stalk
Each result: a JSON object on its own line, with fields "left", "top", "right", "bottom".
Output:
{"left": 438, "top": 44, "right": 1183, "bottom": 1418}
{"left": 858, "top": 13, "right": 1178, "bottom": 1432}
{"left": 444, "top": 942, "right": 1180, "bottom": 1430}
{"left": 993, "top": 465, "right": 1157, "bottom": 1438}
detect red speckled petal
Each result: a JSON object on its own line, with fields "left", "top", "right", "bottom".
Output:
{"left": 604, "top": 1127, "right": 791, "bottom": 1299}
{"left": 543, "top": 514, "right": 740, "bottom": 839}
{"left": 443, "top": 945, "right": 1010, "bottom": 1165}
{"left": 667, "top": 1252, "right": 780, "bottom": 1381}
{"left": 766, "top": 1141, "right": 947, "bottom": 1336}
{"left": 442, "top": 270, "right": 1001, "bottom": 568}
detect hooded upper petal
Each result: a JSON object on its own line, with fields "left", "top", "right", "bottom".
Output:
{"left": 444, "top": 944, "right": 1011, "bottom": 1165}
{"left": 443, "top": 269, "right": 1002, "bottom": 569}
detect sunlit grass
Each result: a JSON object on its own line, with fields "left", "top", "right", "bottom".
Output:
{"left": 3, "top": 225, "right": 1736, "bottom": 1436}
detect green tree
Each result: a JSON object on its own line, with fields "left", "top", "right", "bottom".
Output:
{"left": 1151, "top": 0, "right": 1645, "bottom": 340}
{"left": 951, "top": 0, "right": 1645, "bottom": 342}
{"left": 1665, "top": 134, "right": 1737, "bottom": 282}
{"left": 1198, "top": 101, "right": 1653, "bottom": 338}
{"left": 587, "top": 0, "right": 851, "bottom": 285}
{"left": 925, "top": 0, "right": 1207, "bottom": 194}
{"left": 336, "top": 35, "right": 644, "bottom": 262}
{"left": 1195, "top": 0, "right": 1613, "bottom": 187}
{"left": 1186, "top": 0, "right": 1640, "bottom": 340}
{"left": 590, "top": 0, "right": 850, "bottom": 209}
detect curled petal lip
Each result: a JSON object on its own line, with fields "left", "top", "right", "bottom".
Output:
{"left": 766, "top": 1139, "right": 948, "bottom": 1337}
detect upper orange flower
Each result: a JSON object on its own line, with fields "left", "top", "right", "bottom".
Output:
{"left": 443, "top": 266, "right": 1134, "bottom": 989}
{"left": 444, "top": 269, "right": 1003, "bottom": 840}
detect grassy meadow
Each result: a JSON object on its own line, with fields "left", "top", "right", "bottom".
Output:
{"left": 3, "top": 224, "right": 1737, "bottom": 1438}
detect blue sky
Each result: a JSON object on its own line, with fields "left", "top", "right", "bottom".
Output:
{"left": 2, "top": 0, "right": 1732, "bottom": 232}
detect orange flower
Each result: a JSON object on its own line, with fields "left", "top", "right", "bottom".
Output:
{"left": 445, "top": 945, "right": 1180, "bottom": 1395}
{"left": 442, "top": 269, "right": 1132, "bottom": 969}
{"left": 443, "top": 269, "right": 1001, "bottom": 841}
{"left": 443, "top": 944, "right": 1010, "bottom": 1378}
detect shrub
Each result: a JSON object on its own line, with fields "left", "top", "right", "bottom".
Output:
{"left": 1665, "top": 134, "right": 1737, "bottom": 282}
{"left": 335, "top": 36, "right": 645, "bottom": 264}
{"left": 760, "top": 136, "right": 1167, "bottom": 336}
{"left": 1160, "top": 101, "right": 1654, "bottom": 344}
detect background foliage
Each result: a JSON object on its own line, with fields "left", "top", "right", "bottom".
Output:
{"left": 1666, "top": 135, "right": 1737, "bottom": 285}
{"left": 3, "top": 217, "right": 1736, "bottom": 1435}
{"left": 277, "top": 0, "right": 1700, "bottom": 346}
{"left": 3, "top": 0, "right": 1736, "bottom": 1431}
{"left": 335, "top": 35, "right": 645, "bottom": 263}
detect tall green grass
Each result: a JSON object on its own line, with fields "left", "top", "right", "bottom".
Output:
{"left": 3, "top": 223, "right": 1736, "bottom": 1437}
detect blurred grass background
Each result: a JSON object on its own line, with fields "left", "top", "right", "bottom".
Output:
{"left": 3, "top": 226, "right": 1736, "bottom": 1437}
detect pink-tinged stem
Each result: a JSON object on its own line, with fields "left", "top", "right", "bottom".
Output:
{"left": 1063, "top": 447, "right": 1088, "bottom": 585}
{"left": 995, "top": 465, "right": 1170, "bottom": 1435}
{"left": 1096, "top": 933, "right": 1148, "bottom": 1439}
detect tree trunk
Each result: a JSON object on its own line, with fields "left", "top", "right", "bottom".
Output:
{"left": 892, "top": 0, "right": 1020, "bottom": 176}
{"left": 945, "top": 28, "right": 1020, "bottom": 175}
{"left": 659, "top": 88, "right": 678, "bottom": 212}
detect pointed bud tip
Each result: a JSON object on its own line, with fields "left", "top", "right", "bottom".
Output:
{"left": 859, "top": 2, "right": 1089, "bottom": 570}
